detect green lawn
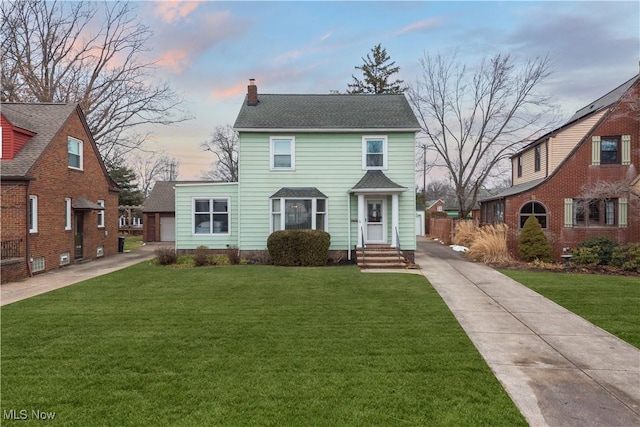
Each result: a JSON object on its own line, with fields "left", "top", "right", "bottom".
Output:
{"left": 501, "top": 270, "right": 640, "bottom": 348}
{"left": 1, "top": 264, "right": 526, "bottom": 426}
{"left": 123, "top": 235, "right": 144, "bottom": 251}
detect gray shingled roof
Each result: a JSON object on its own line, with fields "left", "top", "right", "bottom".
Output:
{"left": 72, "top": 197, "right": 104, "bottom": 210}
{"left": 567, "top": 74, "right": 639, "bottom": 124}
{"left": 144, "top": 181, "right": 217, "bottom": 213}
{"left": 350, "top": 170, "right": 407, "bottom": 192}
{"left": 271, "top": 187, "right": 328, "bottom": 198}
{"left": 143, "top": 181, "right": 178, "bottom": 213}
{"left": 234, "top": 94, "right": 420, "bottom": 130}
{"left": 479, "top": 178, "right": 546, "bottom": 202}
{"left": 1, "top": 103, "right": 77, "bottom": 177}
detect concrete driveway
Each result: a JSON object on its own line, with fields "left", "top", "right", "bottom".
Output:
{"left": 1, "top": 243, "right": 159, "bottom": 306}
{"left": 416, "top": 237, "right": 640, "bottom": 427}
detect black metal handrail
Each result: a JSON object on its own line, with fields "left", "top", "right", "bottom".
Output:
{"left": 360, "top": 226, "right": 366, "bottom": 264}
{"left": 1, "top": 238, "right": 22, "bottom": 259}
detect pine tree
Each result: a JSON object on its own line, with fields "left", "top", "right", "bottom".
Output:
{"left": 347, "top": 44, "right": 404, "bottom": 94}
{"left": 518, "top": 215, "right": 552, "bottom": 262}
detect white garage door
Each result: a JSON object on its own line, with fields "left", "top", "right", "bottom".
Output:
{"left": 415, "top": 212, "right": 425, "bottom": 235}
{"left": 160, "top": 216, "right": 176, "bottom": 242}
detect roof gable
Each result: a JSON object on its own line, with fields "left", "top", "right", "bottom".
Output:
{"left": 234, "top": 94, "right": 420, "bottom": 131}
{"left": 1, "top": 103, "right": 77, "bottom": 177}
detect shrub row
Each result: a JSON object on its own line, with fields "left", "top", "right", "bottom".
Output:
{"left": 154, "top": 246, "right": 240, "bottom": 267}
{"left": 267, "top": 230, "right": 330, "bottom": 266}
{"left": 573, "top": 237, "right": 640, "bottom": 272}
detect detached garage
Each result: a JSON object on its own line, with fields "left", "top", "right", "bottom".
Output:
{"left": 143, "top": 181, "right": 176, "bottom": 242}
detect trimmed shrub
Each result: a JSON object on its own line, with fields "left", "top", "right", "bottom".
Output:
{"left": 193, "top": 245, "right": 210, "bottom": 267}
{"left": 155, "top": 246, "right": 177, "bottom": 265}
{"left": 267, "top": 230, "right": 330, "bottom": 266}
{"left": 518, "top": 215, "right": 552, "bottom": 262}
{"left": 577, "top": 236, "right": 618, "bottom": 265}
{"left": 572, "top": 246, "right": 600, "bottom": 268}
{"left": 611, "top": 243, "right": 640, "bottom": 272}
{"left": 466, "top": 224, "right": 513, "bottom": 264}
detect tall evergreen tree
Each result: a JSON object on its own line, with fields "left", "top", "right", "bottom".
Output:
{"left": 347, "top": 44, "right": 404, "bottom": 94}
{"left": 108, "top": 164, "right": 144, "bottom": 206}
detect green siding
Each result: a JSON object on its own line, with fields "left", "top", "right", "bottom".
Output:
{"left": 175, "top": 183, "right": 239, "bottom": 250}
{"left": 238, "top": 132, "right": 416, "bottom": 251}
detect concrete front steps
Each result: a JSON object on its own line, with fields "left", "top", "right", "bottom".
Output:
{"left": 356, "top": 245, "right": 408, "bottom": 269}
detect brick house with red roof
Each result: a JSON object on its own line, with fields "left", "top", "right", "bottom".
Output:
{"left": 1, "top": 103, "right": 120, "bottom": 282}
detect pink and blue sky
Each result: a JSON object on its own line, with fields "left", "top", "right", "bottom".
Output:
{"left": 136, "top": 1, "right": 639, "bottom": 180}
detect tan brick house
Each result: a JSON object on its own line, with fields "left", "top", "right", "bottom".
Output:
{"left": 1, "top": 103, "right": 120, "bottom": 283}
{"left": 480, "top": 74, "right": 639, "bottom": 259}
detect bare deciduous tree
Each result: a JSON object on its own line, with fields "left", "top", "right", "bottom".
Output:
{"left": 579, "top": 179, "right": 639, "bottom": 221}
{"left": 201, "top": 124, "right": 238, "bottom": 182}
{"left": 1, "top": 0, "right": 190, "bottom": 164}
{"left": 408, "top": 52, "right": 559, "bottom": 218}
{"left": 129, "top": 152, "right": 180, "bottom": 197}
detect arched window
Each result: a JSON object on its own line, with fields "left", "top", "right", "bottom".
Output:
{"left": 519, "top": 201, "right": 548, "bottom": 229}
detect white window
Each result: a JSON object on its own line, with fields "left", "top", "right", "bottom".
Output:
{"left": 270, "top": 198, "right": 327, "bottom": 232}
{"left": 362, "top": 136, "right": 387, "bottom": 170}
{"left": 65, "top": 198, "right": 72, "bottom": 230}
{"left": 97, "top": 200, "right": 105, "bottom": 228}
{"left": 193, "top": 198, "right": 230, "bottom": 235}
{"left": 68, "top": 137, "right": 83, "bottom": 170}
{"left": 29, "top": 195, "right": 38, "bottom": 233}
{"left": 60, "top": 252, "right": 70, "bottom": 265}
{"left": 270, "top": 137, "right": 295, "bottom": 170}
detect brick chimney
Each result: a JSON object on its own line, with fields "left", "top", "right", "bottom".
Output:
{"left": 247, "top": 79, "right": 258, "bottom": 106}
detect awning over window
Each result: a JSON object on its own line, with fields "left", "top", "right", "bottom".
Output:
{"left": 350, "top": 170, "right": 406, "bottom": 194}
{"left": 72, "top": 197, "right": 104, "bottom": 210}
{"left": 271, "top": 187, "right": 327, "bottom": 198}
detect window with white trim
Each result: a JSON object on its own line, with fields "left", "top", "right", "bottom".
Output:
{"left": 270, "top": 137, "right": 295, "bottom": 170}
{"left": 65, "top": 198, "right": 72, "bottom": 230}
{"left": 68, "top": 137, "right": 83, "bottom": 170}
{"left": 271, "top": 198, "right": 327, "bottom": 231}
{"left": 97, "top": 200, "right": 105, "bottom": 228}
{"left": 29, "top": 195, "right": 38, "bottom": 233}
{"left": 193, "top": 198, "right": 229, "bottom": 235}
{"left": 363, "top": 136, "right": 387, "bottom": 170}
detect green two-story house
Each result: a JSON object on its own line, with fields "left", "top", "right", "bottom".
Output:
{"left": 175, "top": 80, "right": 420, "bottom": 264}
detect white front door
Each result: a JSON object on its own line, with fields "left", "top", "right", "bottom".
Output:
{"left": 365, "top": 198, "right": 386, "bottom": 244}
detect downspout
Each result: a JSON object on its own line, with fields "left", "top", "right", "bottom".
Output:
{"left": 347, "top": 192, "right": 351, "bottom": 261}
{"left": 25, "top": 179, "right": 33, "bottom": 277}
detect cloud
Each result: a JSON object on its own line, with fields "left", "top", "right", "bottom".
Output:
{"left": 212, "top": 82, "right": 249, "bottom": 99}
{"left": 320, "top": 31, "right": 332, "bottom": 41}
{"left": 152, "top": 8, "right": 249, "bottom": 75}
{"left": 154, "top": 1, "right": 200, "bottom": 23}
{"left": 157, "top": 49, "right": 189, "bottom": 73}
{"left": 395, "top": 18, "right": 442, "bottom": 36}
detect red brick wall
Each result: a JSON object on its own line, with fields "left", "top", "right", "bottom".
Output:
{"left": 0, "top": 180, "right": 29, "bottom": 282}
{"left": 18, "top": 108, "right": 118, "bottom": 278}
{"left": 502, "top": 82, "right": 640, "bottom": 260}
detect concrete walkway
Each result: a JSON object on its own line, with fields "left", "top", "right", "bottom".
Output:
{"left": 2, "top": 239, "right": 639, "bottom": 425}
{"left": 415, "top": 237, "right": 640, "bottom": 427}
{"left": 1, "top": 243, "right": 158, "bottom": 306}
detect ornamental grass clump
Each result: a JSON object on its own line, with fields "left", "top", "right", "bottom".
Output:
{"left": 518, "top": 215, "right": 552, "bottom": 262}
{"left": 466, "top": 224, "right": 513, "bottom": 263}
{"left": 453, "top": 220, "right": 477, "bottom": 247}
